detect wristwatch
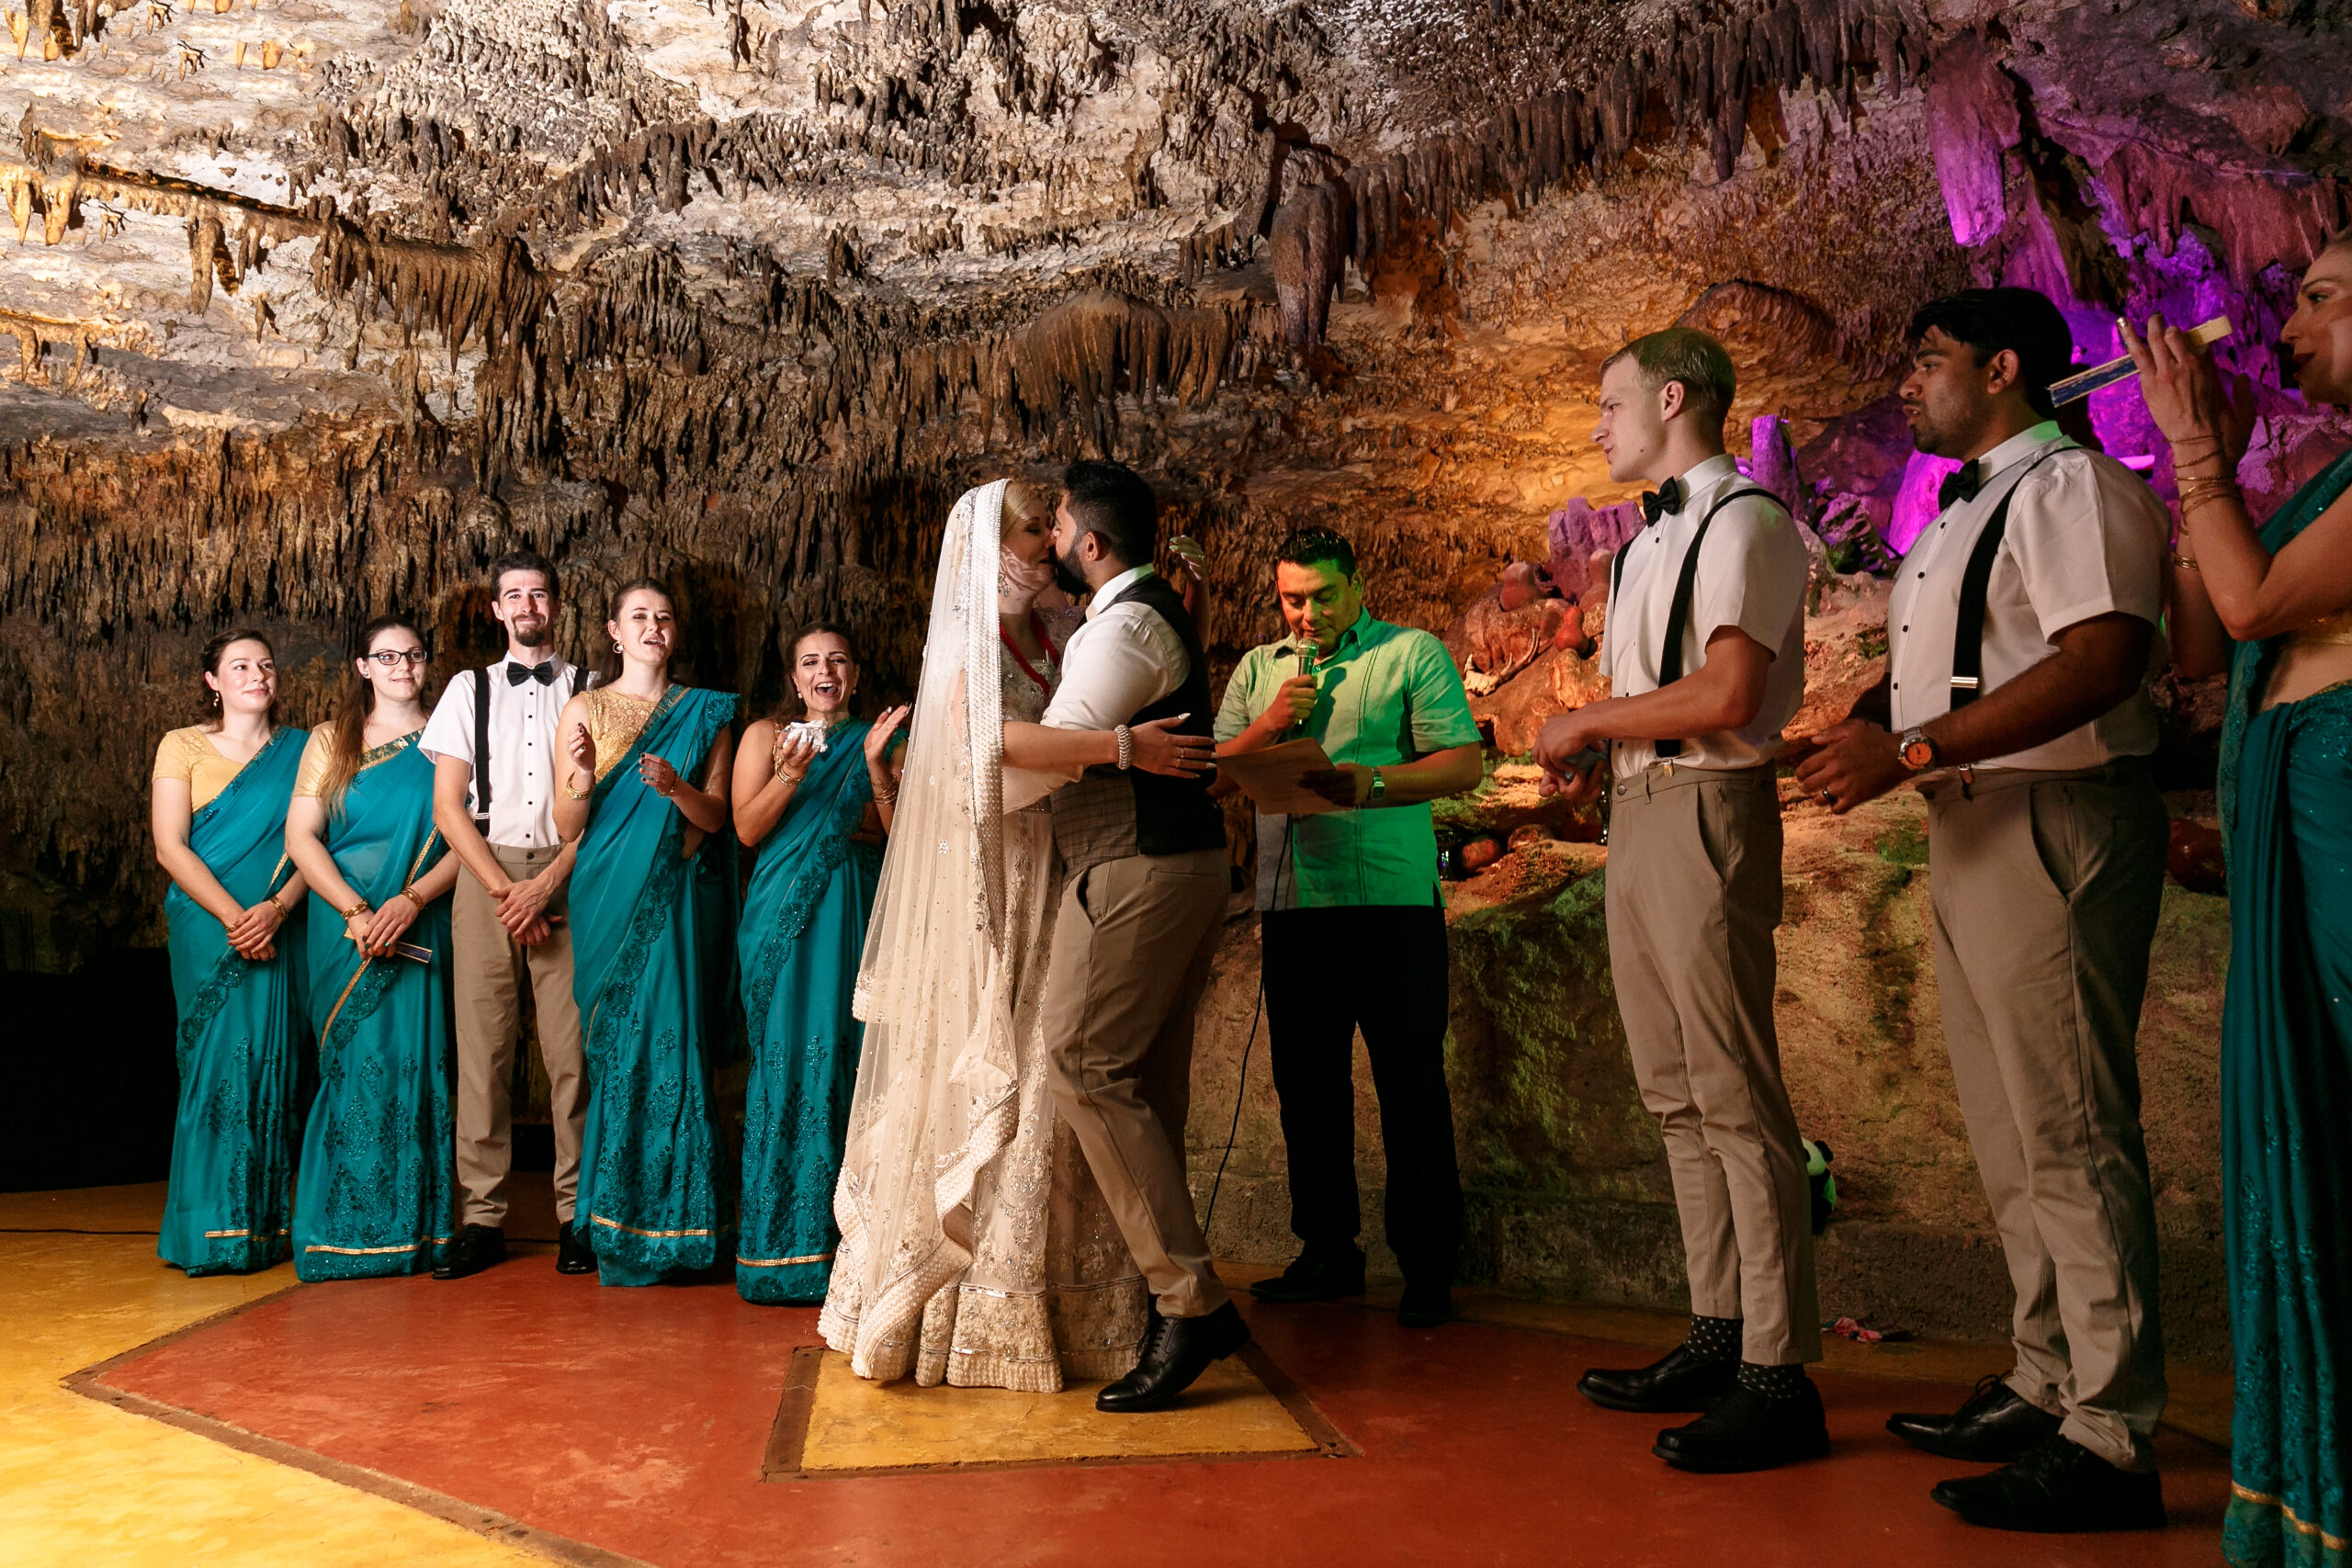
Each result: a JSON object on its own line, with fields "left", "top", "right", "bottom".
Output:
{"left": 1369, "top": 767, "right": 1386, "bottom": 804}
{"left": 1898, "top": 727, "right": 1940, "bottom": 772}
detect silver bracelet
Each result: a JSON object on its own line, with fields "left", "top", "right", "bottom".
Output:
{"left": 1114, "top": 725, "right": 1133, "bottom": 771}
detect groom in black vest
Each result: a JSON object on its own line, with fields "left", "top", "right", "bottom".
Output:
{"left": 1001, "top": 459, "right": 1249, "bottom": 1412}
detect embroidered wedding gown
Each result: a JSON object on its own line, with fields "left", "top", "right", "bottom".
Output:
{"left": 819, "top": 479, "right": 1148, "bottom": 1390}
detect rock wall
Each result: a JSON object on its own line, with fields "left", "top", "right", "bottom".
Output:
{"left": 1186, "top": 781, "right": 2233, "bottom": 1361}
{"left": 2, "top": 0, "right": 2346, "bottom": 1339}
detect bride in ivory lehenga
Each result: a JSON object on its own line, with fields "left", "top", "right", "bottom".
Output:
{"left": 820, "top": 478, "right": 1201, "bottom": 1390}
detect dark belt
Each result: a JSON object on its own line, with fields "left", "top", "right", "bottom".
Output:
{"left": 1916, "top": 755, "right": 2152, "bottom": 803}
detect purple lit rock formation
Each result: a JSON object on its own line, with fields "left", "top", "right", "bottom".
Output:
{"left": 3, "top": 0, "right": 2343, "bottom": 1339}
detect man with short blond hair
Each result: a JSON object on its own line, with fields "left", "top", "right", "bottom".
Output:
{"left": 1535, "top": 325, "right": 1822, "bottom": 1472}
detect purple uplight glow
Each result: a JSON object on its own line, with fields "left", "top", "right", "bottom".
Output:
{"left": 1885, "top": 449, "right": 1965, "bottom": 555}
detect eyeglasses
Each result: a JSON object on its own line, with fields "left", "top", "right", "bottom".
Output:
{"left": 366, "top": 650, "right": 431, "bottom": 667}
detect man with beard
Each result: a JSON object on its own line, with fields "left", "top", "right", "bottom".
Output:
{"left": 423, "top": 550, "right": 594, "bottom": 1280}
{"left": 997, "top": 458, "right": 1238, "bottom": 1412}
{"left": 1796, "top": 288, "right": 2172, "bottom": 1532}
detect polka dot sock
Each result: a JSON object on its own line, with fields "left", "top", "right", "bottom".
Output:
{"left": 1737, "top": 1360, "right": 1807, "bottom": 1403}
{"left": 1685, "top": 1314, "right": 1742, "bottom": 1363}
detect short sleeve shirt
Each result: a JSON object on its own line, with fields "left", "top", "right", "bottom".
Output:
{"left": 292, "top": 726, "right": 335, "bottom": 798}
{"left": 419, "top": 658, "right": 577, "bottom": 849}
{"left": 153, "top": 727, "right": 247, "bottom": 812}
{"left": 1215, "top": 614, "right": 1482, "bottom": 910}
{"left": 1885, "top": 423, "right": 2166, "bottom": 771}
{"left": 1597, "top": 454, "right": 1811, "bottom": 779}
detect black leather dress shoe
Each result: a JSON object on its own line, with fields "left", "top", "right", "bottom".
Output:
{"left": 432, "top": 1224, "right": 506, "bottom": 1280}
{"left": 1888, "top": 1372, "right": 2061, "bottom": 1462}
{"left": 1096, "top": 1303, "right": 1251, "bottom": 1413}
{"left": 1931, "top": 1434, "right": 2165, "bottom": 1532}
{"left": 1653, "top": 1380, "right": 1829, "bottom": 1472}
{"left": 1248, "top": 1250, "right": 1366, "bottom": 1304}
{"left": 1577, "top": 1344, "right": 1737, "bottom": 1414}
{"left": 555, "top": 1221, "right": 597, "bottom": 1276}
{"left": 1397, "top": 1280, "right": 1453, "bottom": 1328}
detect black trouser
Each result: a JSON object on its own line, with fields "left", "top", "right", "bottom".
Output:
{"left": 1261, "top": 904, "right": 1463, "bottom": 1285}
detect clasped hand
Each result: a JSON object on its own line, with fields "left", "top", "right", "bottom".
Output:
{"left": 493, "top": 874, "right": 555, "bottom": 947}
{"left": 223, "top": 898, "right": 284, "bottom": 961}
{"left": 345, "top": 894, "right": 419, "bottom": 957}
{"left": 1532, "top": 711, "right": 1608, "bottom": 807}
{"left": 1789, "top": 719, "right": 1907, "bottom": 814}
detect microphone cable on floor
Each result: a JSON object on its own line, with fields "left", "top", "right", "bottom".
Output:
{"left": 1203, "top": 812, "right": 1295, "bottom": 1236}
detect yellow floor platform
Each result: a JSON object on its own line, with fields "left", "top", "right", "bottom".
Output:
{"left": 784, "top": 1347, "right": 1327, "bottom": 1475}
{"left": 0, "top": 1185, "right": 537, "bottom": 1568}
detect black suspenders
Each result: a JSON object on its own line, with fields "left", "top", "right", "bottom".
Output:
{"left": 1612, "top": 486, "right": 1781, "bottom": 759}
{"left": 1948, "top": 453, "right": 2063, "bottom": 709}
{"left": 471, "top": 662, "right": 571, "bottom": 834}
{"left": 472, "top": 667, "right": 494, "bottom": 834}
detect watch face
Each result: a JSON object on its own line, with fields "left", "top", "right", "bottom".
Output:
{"left": 1902, "top": 737, "right": 1936, "bottom": 768}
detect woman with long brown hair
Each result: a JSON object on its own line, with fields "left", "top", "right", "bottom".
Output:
{"left": 553, "top": 580, "right": 739, "bottom": 1284}
{"left": 150, "top": 629, "right": 309, "bottom": 1274}
{"left": 729, "top": 622, "right": 908, "bottom": 1303}
{"left": 282, "top": 615, "right": 464, "bottom": 1280}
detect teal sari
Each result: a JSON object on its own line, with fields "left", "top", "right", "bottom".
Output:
{"left": 735, "top": 717, "right": 881, "bottom": 1303}
{"left": 291, "top": 732, "right": 455, "bottom": 1281}
{"left": 571, "top": 685, "right": 739, "bottom": 1286}
{"left": 2217, "top": 447, "right": 2352, "bottom": 1568}
{"left": 159, "top": 727, "right": 305, "bottom": 1276}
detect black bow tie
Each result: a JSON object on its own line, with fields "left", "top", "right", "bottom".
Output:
{"left": 506, "top": 661, "right": 557, "bottom": 686}
{"left": 1937, "top": 461, "right": 1982, "bottom": 512}
{"left": 1639, "top": 478, "right": 1685, "bottom": 525}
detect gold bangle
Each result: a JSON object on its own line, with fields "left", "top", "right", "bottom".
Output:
{"left": 266, "top": 891, "right": 287, "bottom": 917}
{"left": 397, "top": 885, "right": 424, "bottom": 908}
{"left": 2169, "top": 553, "right": 2200, "bottom": 571}
{"left": 341, "top": 899, "right": 371, "bottom": 920}
{"left": 564, "top": 783, "right": 591, "bottom": 800}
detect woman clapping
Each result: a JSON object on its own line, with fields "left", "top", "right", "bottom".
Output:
{"left": 729, "top": 625, "right": 908, "bottom": 1304}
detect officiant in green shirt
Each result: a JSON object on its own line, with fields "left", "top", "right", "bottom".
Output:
{"left": 1214, "top": 526, "right": 1484, "bottom": 1329}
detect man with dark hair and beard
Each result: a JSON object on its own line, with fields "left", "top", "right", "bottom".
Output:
{"left": 424, "top": 549, "right": 594, "bottom": 1280}
{"left": 1797, "top": 287, "right": 2173, "bottom": 1532}
{"left": 997, "top": 458, "right": 1240, "bottom": 1413}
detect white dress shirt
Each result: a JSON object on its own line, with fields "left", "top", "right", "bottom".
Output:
{"left": 1885, "top": 423, "right": 2165, "bottom": 772}
{"left": 1033, "top": 564, "right": 1187, "bottom": 784}
{"left": 1599, "top": 454, "right": 1810, "bottom": 778}
{"left": 420, "top": 657, "right": 577, "bottom": 848}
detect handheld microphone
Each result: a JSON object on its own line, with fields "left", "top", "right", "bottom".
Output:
{"left": 1281, "top": 642, "right": 1319, "bottom": 739}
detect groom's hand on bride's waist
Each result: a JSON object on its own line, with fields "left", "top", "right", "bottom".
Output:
{"left": 1129, "top": 714, "right": 1216, "bottom": 778}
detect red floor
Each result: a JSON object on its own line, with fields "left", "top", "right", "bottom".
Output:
{"left": 96, "top": 1260, "right": 2229, "bottom": 1568}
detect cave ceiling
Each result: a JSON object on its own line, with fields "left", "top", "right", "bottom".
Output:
{"left": 2, "top": 0, "right": 2349, "bottom": 953}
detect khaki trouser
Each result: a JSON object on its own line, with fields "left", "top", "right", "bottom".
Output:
{"left": 1919, "top": 761, "right": 2167, "bottom": 1471}
{"left": 452, "top": 842, "right": 586, "bottom": 1227}
{"left": 1044, "top": 847, "right": 1230, "bottom": 1318}
{"left": 1606, "top": 764, "right": 1821, "bottom": 1366}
